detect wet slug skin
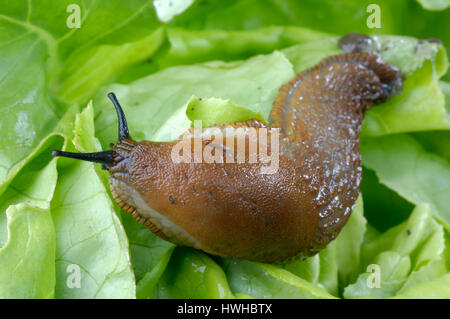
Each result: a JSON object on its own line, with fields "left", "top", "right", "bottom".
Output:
{"left": 52, "top": 33, "right": 404, "bottom": 262}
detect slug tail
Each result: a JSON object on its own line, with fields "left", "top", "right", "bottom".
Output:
{"left": 316, "top": 52, "right": 405, "bottom": 102}
{"left": 270, "top": 52, "right": 405, "bottom": 139}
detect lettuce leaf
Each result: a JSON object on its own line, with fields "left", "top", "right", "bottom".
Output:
{"left": 344, "top": 203, "right": 447, "bottom": 298}
{"left": 170, "top": 0, "right": 450, "bottom": 81}
{"left": 0, "top": 17, "right": 65, "bottom": 196}
{"left": 156, "top": 248, "right": 235, "bottom": 299}
{"left": 186, "top": 95, "right": 266, "bottom": 127}
{"left": 50, "top": 104, "right": 135, "bottom": 298}
{"left": 148, "top": 26, "right": 330, "bottom": 71}
{"left": 121, "top": 211, "right": 175, "bottom": 299}
{"left": 0, "top": 0, "right": 163, "bottom": 195}
{"left": 222, "top": 259, "right": 336, "bottom": 299}
{"left": 0, "top": 204, "right": 56, "bottom": 298}
{"left": 361, "top": 134, "right": 450, "bottom": 227}
{"left": 92, "top": 51, "right": 294, "bottom": 145}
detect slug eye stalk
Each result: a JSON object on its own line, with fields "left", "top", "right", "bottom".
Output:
{"left": 51, "top": 92, "right": 130, "bottom": 165}
{"left": 51, "top": 149, "right": 116, "bottom": 164}
{"left": 107, "top": 92, "right": 131, "bottom": 140}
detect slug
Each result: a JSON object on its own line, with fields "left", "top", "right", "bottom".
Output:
{"left": 52, "top": 34, "right": 404, "bottom": 262}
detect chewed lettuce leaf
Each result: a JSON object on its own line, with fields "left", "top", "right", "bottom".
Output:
{"left": 186, "top": 95, "right": 266, "bottom": 127}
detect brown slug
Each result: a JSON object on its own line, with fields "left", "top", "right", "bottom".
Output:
{"left": 52, "top": 34, "right": 404, "bottom": 262}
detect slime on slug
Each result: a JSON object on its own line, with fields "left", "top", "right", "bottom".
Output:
{"left": 52, "top": 33, "right": 405, "bottom": 262}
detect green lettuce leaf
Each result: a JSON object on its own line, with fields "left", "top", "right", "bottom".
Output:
{"left": 221, "top": 259, "right": 336, "bottom": 299}
{"left": 0, "top": 0, "right": 163, "bottom": 195}
{"left": 50, "top": 103, "right": 135, "bottom": 298}
{"left": 0, "top": 16, "right": 65, "bottom": 196}
{"left": 333, "top": 196, "right": 367, "bottom": 290}
{"left": 360, "top": 168, "right": 414, "bottom": 232}
{"left": 147, "top": 26, "right": 330, "bottom": 71}
{"left": 0, "top": 134, "right": 63, "bottom": 241}
{"left": 120, "top": 211, "right": 175, "bottom": 299}
{"left": 361, "top": 134, "right": 450, "bottom": 227}
{"left": 344, "top": 251, "right": 411, "bottom": 298}
{"left": 0, "top": 203, "right": 56, "bottom": 298}
{"left": 156, "top": 248, "right": 235, "bottom": 299}
{"left": 392, "top": 273, "right": 450, "bottom": 298}
{"left": 58, "top": 28, "right": 166, "bottom": 104}
{"left": 169, "top": 0, "right": 450, "bottom": 82}
{"left": 412, "top": 131, "right": 450, "bottom": 162}
{"left": 412, "top": 82, "right": 450, "bottom": 161}
{"left": 93, "top": 51, "right": 294, "bottom": 145}
{"left": 0, "top": 141, "right": 60, "bottom": 298}
{"left": 344, "top": 203, "right": 446, "bottom": 298}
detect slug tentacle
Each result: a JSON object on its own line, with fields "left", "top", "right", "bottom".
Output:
{"left": 107, "top": 92, "right": 131, "bottom": 140}
{"left": 51, "top": 150, "right": 116, "bottom": 164}
{"left": 51, "top": 33, "right": 406, "bottom": 262}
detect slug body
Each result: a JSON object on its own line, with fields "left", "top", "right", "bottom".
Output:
{"left": 53, "top": 35, "right": 404, "bottom": 262}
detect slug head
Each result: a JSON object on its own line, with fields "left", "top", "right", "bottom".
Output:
{"left": 52, "top": 92, "right": 136, "bottom": 173}
{"left": 52, "top": 93, "right": 205, "bottom": 250}
{"left": 53, "top": 93, "right": 157, "bottom": 233}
